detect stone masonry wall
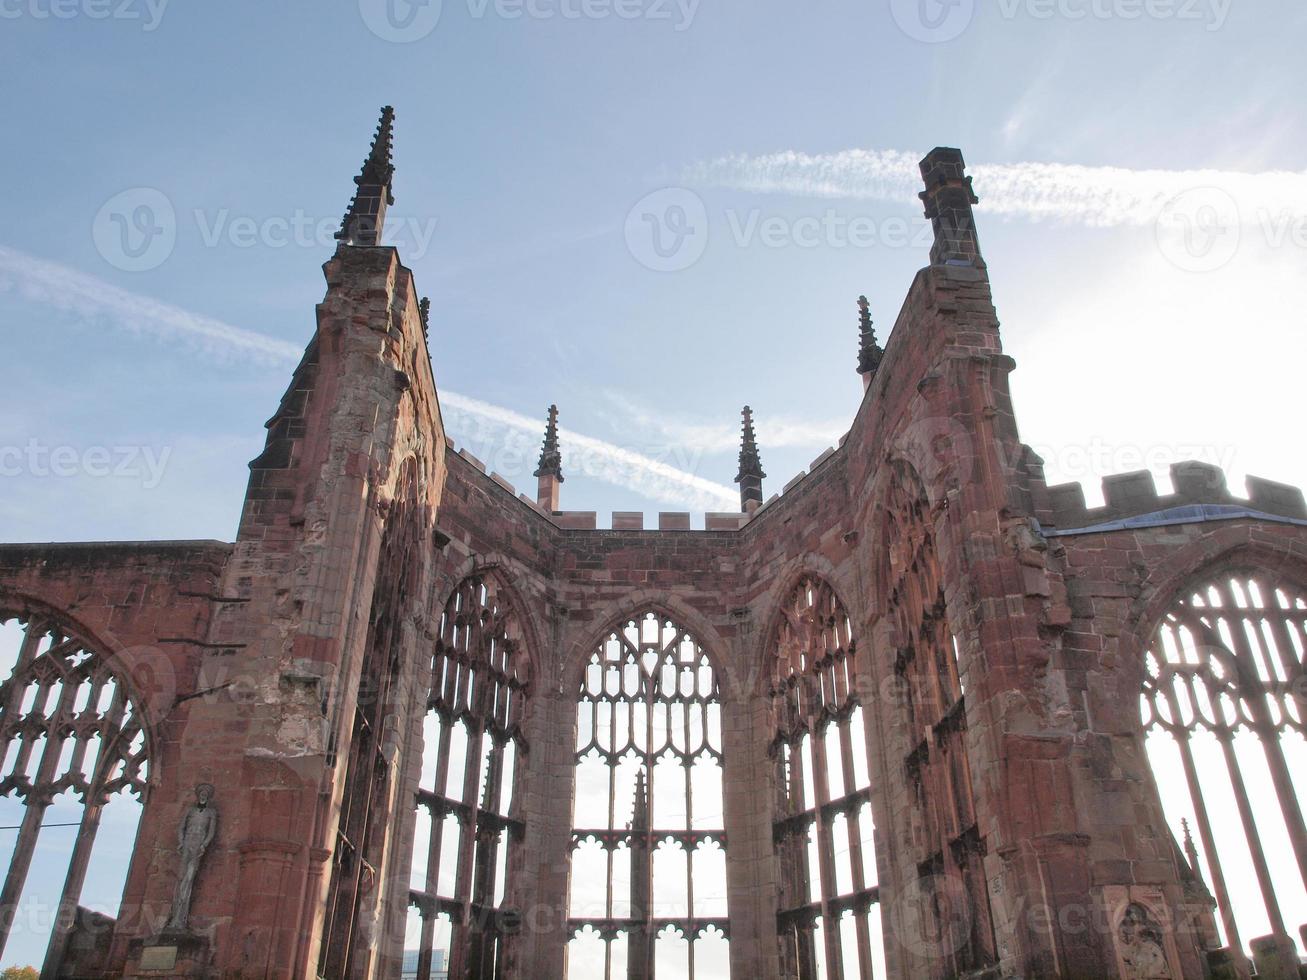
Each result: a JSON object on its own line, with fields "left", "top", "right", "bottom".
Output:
{"left": 2, "top": 160, "right": 1304, "bottom": 979}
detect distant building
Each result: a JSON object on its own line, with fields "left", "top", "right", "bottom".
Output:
{"left": 400, "top": 948, "right": 446, "bottom": 979}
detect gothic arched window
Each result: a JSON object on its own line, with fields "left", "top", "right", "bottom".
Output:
{"left": 1141, "top": 567, "right": 1307, "bottom": 972}
{"left": 407, "top": 573, "right": 530, "bottom": 980}
{"left": 567, "top": 611, "right": 730, "bottom": 980}
{"left": 321, "top": 461, "right": 427, "bottom": 979}
{"left": 771, "top": 575, "right": 885, "bottom": 980}
{"left": 880, "top": 464, "right": 996, "bottom": 976}
{"left": 0, "top": 611, "right": 150, "bottom": 971}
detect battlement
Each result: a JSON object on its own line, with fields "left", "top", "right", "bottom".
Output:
{"left": 1044, "top": 461, "right": 1307, "bottom": 535}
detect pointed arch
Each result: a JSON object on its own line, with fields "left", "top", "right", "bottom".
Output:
{"left": 320, "top": 455, "right": 429, "bottom": 979}
{"left": 873, "top": 458, "right": 998, "bottom": 977}
{"left": 561, "top": 592, "right": 733, "bottom": 701}
{"left": 1132, "top": 544, "right": 1307, "bottom": 972}
{"left": 565, "top": 607, "right": 731, "bottom": 980}
{"left": 431, "top": 553, "right": 545, "bottom": 691}
{"left": 0, "top": 603, "right": 153, "bottom": 970}
{"left": 765, "top": 572, "right": 884, "bottom": 980}
{"left": 406, "top": 566, "right": 535, "bottom": 980}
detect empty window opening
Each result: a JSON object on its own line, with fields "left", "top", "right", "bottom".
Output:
{"left": 771, "top": 576, "right": 886, "bottom": 980}
{"left": 407, "top": 575, "right": 530, "bottom": 980}
{"left": 0, "top": 614, "right": 149, "bottom": 974}
{"left": 568, "top": 612, "right": 730, "bottom": 979}
{"left": 1141, "top": 569, "right": 1307, "bottom": 973}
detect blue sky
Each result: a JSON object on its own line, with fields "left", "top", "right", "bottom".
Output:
{"left": 1, "top": 0, "right": 1306, "bottom": 968}
{"left": 1, "top": 0, "right": 1304, "bottom": 540}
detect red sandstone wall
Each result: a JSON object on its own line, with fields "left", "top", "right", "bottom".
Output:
{"left": 2, "top": 206, "right": 1303, "bottom": 980}
{"left": 0, "top": 541, "right": 230, "bottom": 972}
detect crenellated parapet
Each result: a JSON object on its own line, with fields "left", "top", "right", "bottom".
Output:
{"left": 1043, "top": 460, "right": 1306, "bottom": 534}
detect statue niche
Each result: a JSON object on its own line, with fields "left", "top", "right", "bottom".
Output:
{"left": 168, "top": 783, "right": 218, "bottom": 931}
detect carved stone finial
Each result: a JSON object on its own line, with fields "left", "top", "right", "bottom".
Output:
{"left": 919, "top": 147, "right": 984, "bottom": 268}
{"left": 1180, "top": 818, "right": 1203, "bottom": 883}
{"left": 535, "top": 405, "right": 563, "bottom": 511}
{"left": 336, "top": 106, "right": 396, "bottom": 248}
{"left": 167, "top": 783, "right": 218, "bottom": 932}
{"left": 418, "top": 297, "right": 431, "bottom": 339}
{"left": 631, "top": 767, "right": 649, "bottom": 831}
{"left": 534, "top": 405, "right": 563, "bottom": 481}
{"left": 735, "top": 405, "right": 766, "bottom": 512}
{"left": 856, "top": 294, "right": 884, "bottom": 379}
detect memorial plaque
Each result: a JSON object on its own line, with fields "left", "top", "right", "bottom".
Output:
{"left": 140, "top": 945, "right": 179, "bottom": 970}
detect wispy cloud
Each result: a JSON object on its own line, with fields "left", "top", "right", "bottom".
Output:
{"left": 0, "top": 246, "right": 736, "bottom": 510}
{"left": 0, "top": 245, "right": 304, "bottom": 364}
{"left": 600, "top": 391, "right": 845, "bottom": 456}
{"left": 686, "top": 151, "right": 1307, "bottom": 227}
{"left": 441, "top": 392, "right": 737, "bottom": 511}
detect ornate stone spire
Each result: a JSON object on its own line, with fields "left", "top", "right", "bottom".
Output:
{"left": 631, "top": 767, "right": 649, "bottom": 831}
{"left": 418, "top": 297, "right": 430, "bottom": 339}
{"left": 628, "top": 766, "right": 652, "bottom": 980}
{"left": 856, "top": 295, "right": 883, "bottom": 385}
{"left": 919, "top": 147, "right": 984, "bottom": 268}
{"left": 534, "top": 405, "right": 563, "bottom": 511}
{"left": 336, "top": 106, "right": 396, "bottom": 248}
{"left": 1181, "top": 818, "right": 1203, "bottom": 883}
{"left": 735, "top": 406, "right": 766, "bottom": 512}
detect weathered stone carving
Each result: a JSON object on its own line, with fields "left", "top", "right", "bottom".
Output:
{"left": 168, "top": 783, "right": 218, "bottom": 931}
{"left": 1118, "top": 903, "right": 1173, "bottom": 979}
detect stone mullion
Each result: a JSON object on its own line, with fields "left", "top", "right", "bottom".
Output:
{"left": 0, "top": 697, "right": 67, "bottom": 958}
{"left": 628, "top": 666, "right": 656, "bottom": 980}
{"left": 809, "top": 722, "right": 843, "bottom": 980}
{"left": 415, "top": 714, "right": 453, "bottom": 980}
{"left": 467, "top": 736, "right": 507, "bottom": 976}
{"left": 1215, "top": 730, "right": 1286, "bottom": 937}
{"left": 321, "top": 711, "right": 374, "bottom": 977}
{"left": 1256, "top": 593, "right": 1303, "bottom": 698}
{"left": 0, "top": 619, "right": 45, "bottom": 720}
{"left": 1214, "top": 580, "right": 1307, "bottom": 893}
{"left": 1169, "top": 718, "right": 1251, "bottom": 979}
{"left": 41, "top": 795, "right": 104, "bottom": 974}
{"left": 837, "top": 720, "right": 874, "bottom": 980}
{"left": 43, "top": 666, "right": 115, "bottom": 976}
{"left": 448, "top": 719, "right": 487, "bottom": 979}
{"left": 1, "top": 632, "right": 86, "bottom": 962}
{"left": 0, "top": 789, "right": 52, "bottom": 958}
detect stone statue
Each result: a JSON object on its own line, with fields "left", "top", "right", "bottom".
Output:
{"left": 1119, "top": 903, "right": 1173, "bottom": 979}
{"left": 167, "top": 783, "right": 218, "bottom": 931}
